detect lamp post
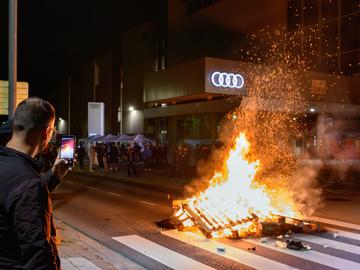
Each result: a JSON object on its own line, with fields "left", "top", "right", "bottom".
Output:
{"left": 67, "top": 76, "right": 71, "bottom": 134}
{"left": 8, "top": 0, "right": 18, "bottom": 119}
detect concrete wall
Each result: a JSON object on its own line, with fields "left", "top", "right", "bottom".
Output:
{"left": 144, "top": 58, "right": 205, "bottom": 102}
{"left": 167, "top": 0, "right": 288, "bottom": 65}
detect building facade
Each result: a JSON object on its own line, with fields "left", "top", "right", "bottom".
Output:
{"left": 121, "top": 0, "right": 289, "bottom": 143}
{"left": 56, "top": 53, "right": 121, "bottom": 138}
{"left": 288, "top": 0, "right": 360, "bottom": 75}
{"left": 59, "top": 0, "right": 360, "bottom": 161}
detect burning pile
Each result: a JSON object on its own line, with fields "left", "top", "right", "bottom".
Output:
{"left": 162, "top": 133, "right": 319, "bottom": 239}
{"left": 158, "top": 27, "right": 324, "bottom": 239}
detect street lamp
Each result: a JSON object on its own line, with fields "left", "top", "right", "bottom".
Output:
{"left": 128, "top": 106, "right": 134, "bottom": 111}
{"left": 8, "top": 0, "right": 18, "bottom": 119}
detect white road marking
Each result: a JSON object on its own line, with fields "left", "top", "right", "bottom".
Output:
{"left": 138, "top": 200, "right": 157, "bottom": 206}
{"left": 326, "top": 227, "right": 360, "bottom": 241}
{"left": 86, "top": 186, "right": 95, "bottom": 190}
{"left": 112, "top": 235, "right": 215, "bottom": 270}
{"left": 162, "top": 230, "right": 298, "bottom": 270}
{"left": 295, "top": 234, "right": 360, "bottom": 255}
{"left": 310, "top": 216, "right": 360, "bottom": 231}
{"left": 64, "top": 257, "right": 102, "bottom": 270}
{"left": 245, "top": 238, "right": 360, "bottom": 270}
{"left": 107, "top": 192, "right": 121, "bottom": 197}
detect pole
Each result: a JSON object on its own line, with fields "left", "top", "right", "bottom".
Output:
{"left": 8, "top": 0, "right": 18, "bottom": 119}
{"left": 120, "top": 66, "right": 123, "bottom": 134}
{"left": 67, "top": 76, "right": 71, "bottom": 134}
{"left": 120, "top": 84, "right": 123, "bottom": 134}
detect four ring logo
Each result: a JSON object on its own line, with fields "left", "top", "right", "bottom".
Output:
{"left": 210, "top": 72, "right": 245, "bottom": 89}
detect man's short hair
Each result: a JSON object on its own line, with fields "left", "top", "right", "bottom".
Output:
{"left": 12, "top": 97, "right": 55, "bottom": 132}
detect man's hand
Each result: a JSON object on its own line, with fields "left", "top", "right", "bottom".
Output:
{"left": 50, "top": 155, "right": 69, "bottom": 180}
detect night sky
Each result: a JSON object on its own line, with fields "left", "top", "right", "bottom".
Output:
{"left": 0, "top": 0, "right": 162, "bottom": 102}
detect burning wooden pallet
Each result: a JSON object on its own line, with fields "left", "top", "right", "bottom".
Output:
{"left": 158, "top": 200, "right": 321, "bottom": 239}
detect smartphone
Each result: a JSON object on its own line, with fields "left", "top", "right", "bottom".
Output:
{"left": 60, "top": 135, "right": 76, "bottom": 166}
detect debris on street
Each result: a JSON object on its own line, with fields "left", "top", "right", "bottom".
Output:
{"left": 286, "top": 239, "right": 311, "bottom": 251}
{"left": 275, "top": 240, "right": 287, "bottom": 249}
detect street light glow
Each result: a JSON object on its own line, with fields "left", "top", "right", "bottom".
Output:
{"left": 128, "top": 106, "right": 134, "bottom": 111}
{"left": 309, "top": 107, "right": 316, "bottom": 113}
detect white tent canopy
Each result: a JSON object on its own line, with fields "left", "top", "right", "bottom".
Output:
{"left": 79, "top": 134, "right": 155, "bottom": 145}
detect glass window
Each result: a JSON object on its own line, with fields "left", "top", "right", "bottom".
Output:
{"left": 304, "top": 27, "right": 321, "bottom": 68}
{"left": 288, "top": 0, "right": 302, "bottom": 31}
{"left": 340, "top": 13, "right": 359, "bottom": 51}
{"left": 319, "top": 55, "right": 338, "bottom": 72}
{"left": 177, "top": 115, "right": 214, "bottom": 140}
{"left": 321, "top": 19, "right": 339, "bottom": 55}
{"left": 187, "top": 0, "right": 219, "bottom": 14}
{"left": 341, "top": 51, "right": 359, "bottom": 74}
{"left": 304, "top": 0, "right": 320, "bottom": 26}
{"left": 341, "top": 0, "right": 359, "bottom": 16}
{"left": 321, "top": 0, "right": 339, "bottom": 21}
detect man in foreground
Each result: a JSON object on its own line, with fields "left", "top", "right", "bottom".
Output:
{"left": 0, "top": 97, "right": 69, "bottom": 269}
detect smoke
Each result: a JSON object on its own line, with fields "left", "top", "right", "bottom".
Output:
{"left": 288, "top": 165, "right": 324, "bottom": 217}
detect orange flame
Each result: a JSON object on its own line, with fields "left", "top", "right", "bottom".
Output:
{"left": 176, "top": 132, "right": 299, "bottom": 238}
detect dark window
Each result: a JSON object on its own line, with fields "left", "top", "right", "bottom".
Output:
{"left": 180, "top": 115, "right": 213, "bottom": 140}
{"left": 319, "top": 55, "right": 338, "bottom": 73}
{"left": 304, "top": 27, "right": 321, "bottom": 68}
{"left": 341, "top": 13, "right": 359, "bottom": 51}
{"left": 321, "top": 19, "right": 339, "bottom": 55}
{"left": 288, "top": 0, "right": 302, "bottom": 31}
{"left": 187, "top": 0, "right": 219, "bottom": 14}
{"left": 341, "top": 51, "right": 359, "bottom": 74}
{"left": 303, "top": 0, "right": 320, "bottom": 26}
{"left": 341, "top": 0, "right": 359, "bottom": 16}
{"left": 287, "top": 31, "right": 303, "bottom": 65}
{"left": 321, "top": 0, "right": 339, "bottom": 21}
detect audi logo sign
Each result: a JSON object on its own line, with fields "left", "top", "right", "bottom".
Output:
{"left": 210, "top": 72, "right": 245, "bottom": 89}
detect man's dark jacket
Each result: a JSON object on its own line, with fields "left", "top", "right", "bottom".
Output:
{"left": 0, "top": 146, "right": 61, "bottom": 269}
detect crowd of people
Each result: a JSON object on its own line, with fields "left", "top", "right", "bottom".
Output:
{"left": 77, "top": 142, "right": 169, "bottom": 177}
{"left": 74, "top": 140, "right": 217, "bottom": 178}
{"left": 172, "top": 144, "right": 215, "bottom": 177}
{"left": 33, "top": 137, "right": 218, "bottom": 179}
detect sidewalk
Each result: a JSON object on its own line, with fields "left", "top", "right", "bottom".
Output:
{"left": 56, "top": 219, "right": 146, "bottom": 270}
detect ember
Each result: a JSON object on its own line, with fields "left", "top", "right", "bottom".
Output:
{"left": 158, "top": 28, "right": 325, "bottom": 239}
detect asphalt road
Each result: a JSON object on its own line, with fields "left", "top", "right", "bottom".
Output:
{"left": 53, "top": 170, "right": 360, "bottom": 270}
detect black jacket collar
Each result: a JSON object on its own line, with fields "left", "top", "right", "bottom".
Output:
{"left": 0, "top": 145, "right": 42, "bottom": 174}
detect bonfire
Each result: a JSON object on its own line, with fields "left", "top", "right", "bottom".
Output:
{"left": 158, "top": 27, "right": 323, "bottom": 239}
{"left": 160, "top": 132, "right": 319, "bottom": 239}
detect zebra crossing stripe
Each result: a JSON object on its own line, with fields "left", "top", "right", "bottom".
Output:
{"left": 310, "top": 216, "right": 360, "bottom": 231}
{"left": 295, "top": 234, "right": 360, "bottom": 255}
{"left": 62, "top": 257, "right": 102, "bottom": 270}
{"left": 245, "top": 238, "right": 360, "bottom": 270}
{"left": 112, "top": 235, "right": 215, "bottom": 270}
{"left": 162, "top": 230, "right": 299, "bottom": 270}
{"left": 326, "top": 228, "right": 360, "bottom": 241}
